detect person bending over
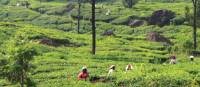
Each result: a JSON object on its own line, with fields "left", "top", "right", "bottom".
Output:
{"left": 125, "top": 64, "right": 133, "bottom": 72}
{"left": 78, "top": 67, "right": 89, "bottom": 81}
{"left": 170, "top": 55, "right": 177, "bottom": 64}
{"left": 107, "top": 65, "right": 115, "bottom": 77}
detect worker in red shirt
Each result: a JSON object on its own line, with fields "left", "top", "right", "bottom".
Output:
{"left": 78, "top": 67, "right": 89, "bottom": 81}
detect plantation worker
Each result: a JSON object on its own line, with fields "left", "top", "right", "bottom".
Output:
{"left": 78, "top": 67, "right": 89, "bottom": 81}
{"left": 106, "top": 9, "right": 111, "bottom": 16}
{"left": 125, "top": 64, "right": 133, "bottom": 72}
{"left": 16, "top": 3, "right": 20, "bottom": 7}
{"left": 189, "top": 55, "right": 194, "bottom": 61}
{"left": 107, "top": 65, "right": 115, "bottom": 77}
{"left": 169, "top": 55, "right": 176, "bottom": 64}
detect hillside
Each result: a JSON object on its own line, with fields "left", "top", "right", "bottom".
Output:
{"left": 0, "top": 0, "right": 200, "bottom": 87}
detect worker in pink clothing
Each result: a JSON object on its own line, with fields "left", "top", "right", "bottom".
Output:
{"left": 78, "top": 67, "right": 89, "bottom": 81}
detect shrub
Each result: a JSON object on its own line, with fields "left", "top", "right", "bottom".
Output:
{"left": 116, "top": 70, "right": 193, "bottom": 87}
{"left": 111, "top": 16, "right": 130, "bottom": 25}
{"left": 196, "top": 73, "right": 200, "bottom": 85}
{"left": 122, "top": 0, "right": 139, "bottom": 8}
{"left": 3, "top": 43, "right": 38, "bottom": 87}
{"left": 172, "top": 16, "right": 185, "bottom": 25}
{"left": 96, "top": 14, "right": 117, "bottom": 22}
{"left": 148, "top": 9, "right": 176, "bottom": 27}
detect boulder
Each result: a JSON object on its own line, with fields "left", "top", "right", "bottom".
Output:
{"left": 147, "top": 32, "right": 172, "bottom": 45}
{"left": 129, "top": 20, "right": 145, "bottom": 27}
{"left": 38, "top": 37, "right": 87, "bottom": 47}
{"left": 148, "top": 9, "right": 175, "bottom": 27}
{"left": 102, "top": 30, "right": 115, "bottom": 36}
{"left": 39, "top": 38, "right": 70, "bottom": 47}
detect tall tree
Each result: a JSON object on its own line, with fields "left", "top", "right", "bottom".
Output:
{"left": 192, "top": 0, "right": 198, "bottom": 50}
{"left": 91, "top": 0, "right": 96, "bottom": 55}
{"left": 77, "top": 0, "right": 81, "bottom": 34}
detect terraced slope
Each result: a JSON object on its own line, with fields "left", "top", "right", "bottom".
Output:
{"left": 0, "top": 0, "right": 200, "bottom": 87}
{"left": 0, "top": 22, "right": 199, "bottom": 87}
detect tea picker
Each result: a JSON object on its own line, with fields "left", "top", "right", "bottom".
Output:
{"left": 169, "top": 55, "right": 177, "bottom": 64}
{"left": 107, "top": 65, "right": 115, "bottom": 77}
{"left": 189, "top": 55, "right": 194, "bottom": 61}
{"left": 125, "top": 64, "right": 133, "bottom": 72}
{"left": 78, "top": 66, "right": 89, "bottom": 81}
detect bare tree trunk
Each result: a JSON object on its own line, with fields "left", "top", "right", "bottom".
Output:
{"left": 20, "top": 72, "right": 24, "bottom": 87}
{"left": 91, "top": 0, "right": 96, "bottom": 55}
{"left": 20, "top": 63, "right": 24, "bottom": 87}
{"left": 77, "top": 0, "right": 81, "bottom": 34}
{"left": 71, "top": 21, "right": 73, "bottom": 29}
{"left": 192, "top": 0, "right": 197, "bottom": 50}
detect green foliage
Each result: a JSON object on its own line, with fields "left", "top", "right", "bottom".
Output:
{"left": 184, "top": 6, "right": 192, "bottom": 24}
{"left": 115, "top": 70, "right": 193, "bottom": 87}
{"left": 197, "top": 1, "right": 200, "bottom": 17}
{"left": 0, "top": 0, "right": 10, "bottom": 5}
{"left": 0, "top": 7, "right": 40, "bottom": 22}
{"left": 31, "top": 15, "right": 73, "bottom": 31}
{"left": 122, "top": 0, "right": 139, "bottom": 8}
{"left": 111, "top": 16, "right": 130, "bottom": 25}
{"left": 3, "top": 40, "right": 38, "bottom": 86}
{"left": 0, "top": 19, "right": 199, "bottom": 86}
{"left": 144, "top": 0, "right": 191, "bottom": 3}
{"left": 0, "top": 29, "right": 39, "bottom": 86}
{"left": 7, "top": 44, "right": 37, "bottom": 86}
{"left": 172, "top": 16, "right": 185, "bottom": 25}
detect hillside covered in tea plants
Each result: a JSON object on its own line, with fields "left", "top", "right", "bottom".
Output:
{"left": 0, "top": 0, "right": 200, "bottom": 87}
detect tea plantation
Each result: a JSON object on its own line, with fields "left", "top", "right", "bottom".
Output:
{"left": 0, "top": 0, "right": 200, "bottom": 87}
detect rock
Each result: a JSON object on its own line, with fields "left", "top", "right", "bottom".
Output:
{"left": 37, "top": 37, "right": 87, "bottom": 47}
{"left": 39, "top": 38, "right": 70, "bottom": 47}
{"left": 129, "top": 20, "right": 145, "bottom": 27}
{"left": 73, "top": 43, "right": 87, "bottom": 47}
{"left": 147, "top": 32, "right": 172, "bottom": 45}
{"left": 102, "top": 30, "right": 115, "bottom": 36}
{"left": 148, "top": 9, "right": 175, "bottom": 27}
